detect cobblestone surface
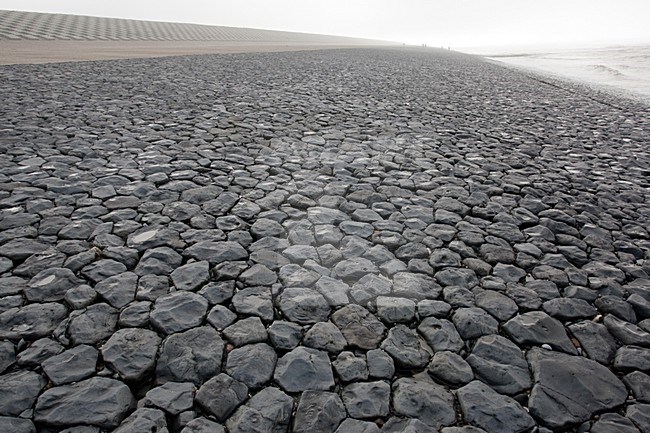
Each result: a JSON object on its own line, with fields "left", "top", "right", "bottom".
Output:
{"left": 0, "top": 47, "right": 649, "bottom": 432}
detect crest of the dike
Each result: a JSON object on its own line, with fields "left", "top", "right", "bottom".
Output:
{"left": 0, "top": 18, "right": 649, "bottom": 433}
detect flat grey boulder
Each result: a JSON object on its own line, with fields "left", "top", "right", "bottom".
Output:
{"left": 466, "top": 334, "right": 531, "bottom": 395}
{"left": 101, "top": 328, "right": 161, "bottom": 382}
{"left": 418, "top": 317, "right": 464, "bottom": 353}
{"left": 170, "top": 261, "right": 210, "bottom": 291}
{"left": 226, "top": 387, "right": 293, "bottom": 433}
{"left": 527, "top": 347, "right": 627, "bottom": 429}
{"left": 184, "top": 241, "right": 248, "bottom": 265}
{"left": 34, "top": 377, "right": 134, "bottom": 429}
{"left": 342, "top": 381, "right": 390, "bottom": 419}
{"left": 0, "top": 302, "right": 67, "bottom": 339}
{"left": 93, "top": 272, "right": 137, "bottom": 308}
{"left": 381, "top": 324, "right": 431, "bottom": 369}
{"left": 279, "top": 287, "right": 330, "bottom": 324}
{"left": 195, "top": 373, "right": 248, "bottom": 422}
{"left": 67, "top": 303, "right": 118, "bottom": 345}
{"left": 113, "top": 407, "right": 167, "bottom": 433}
{"left": 456, "top": 380, "right": 534, "bottom": 433}
{"left": 392, "top": 375, "right": 456, "bottom": 429}
{"left": 225, "top": 342, "right": 277, "bottom": 388}
{"left": 156, "top": 326, "right": 224, "bottom": 385}
{"left": 274, "top": 347, "right": 334, "bottom": 392}
{"left": 307, "top": 207, "right": 350, "bottom": 225}
{"left": 134, "top": 246, "right": 182, "bottom": 276}
{"left": 41, "top": 345, "right": 98, "bottom": 385}
{"left": 293, "top": 390, "right": 346, "bottom": 433}
{"left": 142, "top": 382, "right": 195, "bottom": 415}
{"left": 503, "top": 311, "right": 576, "bottom": 354}
{"left": 25, "top": 267, "right": 83, "bottom": 302}
{"left": 0, "top": 370, "right": 46, "bottom": 416}
{"left": 150, "top": 291, "right": 208, "bottom": 334}
{"left": 331, "top": 304, "right": 386, "bottom": 350}
{"left": 334, "top": 257, "right": 379, "bottom": 281}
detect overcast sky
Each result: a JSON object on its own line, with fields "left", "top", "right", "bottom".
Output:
{"left": 1, "top": 0, "right": 649, "bottom": 51}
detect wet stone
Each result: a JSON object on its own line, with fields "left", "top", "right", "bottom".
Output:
{"left": 331, "top": 304, "right": 386, "bottom": 350}
{"left": 274, "top": 347, "right": 334, "bottom": 392}
{"left": 64, "top": 285, "right": 97, "bottom": 309}
{"left": 342, "top": 380, "right": 390, "bottom": 419}
{"left": 232, "top": 286, "right": 274, "bottom": 321}
{"left": 34, "top": 377, "right": 134, "bottom": 429}
{"left": 466, "top": 334, "right": 531, "bottom": 395}
{"left": 113, "top": 407, "right": 167, "bottom": 433}
{"left": 527, "top": 348, "right": 627, "bottom": 430}
{"left": 303, "top": 321, "right": 348, "bottom": 354}
{"left": 279, "top": 287, "right": 330, "bottom": 324}
{"left": 392, "top": 375, "right": 456, "bottom": 429}
{"left": 623, "top": 371, "right": 650, "bottom": 403}
{"left": 41, "top": 345, "right": 98, "bottom": 385}
{"left": 170, "top": 261, "right": 210, "bottom": 291}
{"left": 223, "top": 316, "right": 267, "bottom": 346}
{"left": 183, "top": 240, "right": 248, "bottom": 265}
{"left": 0, "top": 370, "right": 46, "bottom": 416}
{"left": 503, "top": 311, "right": 576, "bottom": 354}
{"left": 376, "top": 296, "right": 416, "bottom": 323}
{"left": 150, "top": 291, "right": 208, "bottom": 334}
{"left": 474, "top": 290, "right": 519, "bottom": 322}
{"left": 293, "top": 390, "right": 346, "bottom": 433}
{"left": 195, "top": 373, "right": 248, "bottom": 422}
{"left": 82, "top": 259, "right": 128, "bottom": 283}
{"left": 392, "top": 272, "right": 442, "bottom": 300}
{"left": 418, "top": 316, "right": 464, "bottom": 353}
{"left": 381, "top": 324, "right": 431, "bottom": 369}
{"left": 613, "top": 345, "right": 650, "bottom": 371}
{"left": 118, "top": 301, "right": 151, "bottom": 328}
{"left": 0, "top": 302, "right": 68, "bottom": 340}
{"left": 94, "top": 272, "right": 137, "bottom": 309}
{"left": 452, "top": 307, "right": 499, "bottom": 340}
{"left": 269, "top": 320, "right": 303, "bottom": 350}
{"left": 25, "top": 267, "right": 83, "bottom": 302}
{"left": 134, "top": 246, "right": 182, "bottom": 276}
{"left": 16, "top": 338, "right": 63, "bottom": 367}
{"left": 101, "top": 328, "right": 161, "bottom": 382}
{"left": 428, "top": 351, "right": 474, "bottom": 386}
{"left": 456, "top": 380, "right": 534, "bottom": 433}
{"left": 333, "top": 351, "right": 369, "bottom": 382}
{"left": 603, "top": 314, "right": 650, "bottom": 347}
{"left": 225, "top": 342, "right": 277, "bottom": 388}
{"left": 225, "top": 387, "right": 293, "bottom": 433}
{"left": 156, "top": 326, "right": 224, "bottom": 385}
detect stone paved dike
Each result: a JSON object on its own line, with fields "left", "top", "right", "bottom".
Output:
{"left": 0, "top": 47, "right": 649, "bottom": 433}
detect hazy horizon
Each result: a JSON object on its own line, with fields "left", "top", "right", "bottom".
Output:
{"left": 0, "top": 0, "right": 649, "bottom": 53}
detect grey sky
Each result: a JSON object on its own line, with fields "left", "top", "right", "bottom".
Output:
{"left": 1, "top": 0, "right": 649, "bottom": 50}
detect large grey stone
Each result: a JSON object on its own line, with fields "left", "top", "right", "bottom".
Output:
{"left": 195, "top": 373, "right": 248, "bottom": 422}
{"left": 392, "top": 375, "right": 456, "bottom": 429}
{"left": 331, "top": 304, "right": 386, "bottom": 350}
{"left": 41, "top": 345, "right": 98, "bottom": 385}
{"left": 0, "top": 302, "right": 68, "bottom": 339}
{"left": 184, "top": 241, "right": 248, "bottom": 265}
{"left": 503, "top": 311, "right": 576, "bottom": 353}
{"left": 293, "top": 390, "right": 346, "bottom": 433}
{"left": 156, "top": 326, "right": 224, "bottom": 385}
{"left": 93, "top": 272, "right": 137, "bottom": 309}
{"left": 527, "top": 348, "right": 628, "bottom": 429}
{"left": 380, "top": 324, "right": 431, "bottom": 369}
{"left": 150, "top": 291, "right": 208, "bottom": 334}
{"left": 34, "top": 377, "right": 134, "bottom": 429}
{"left": 225, "top": 343, "right": 277, "bottom": 388}
{"left": 466, "top": 334, "right": 531, "bottom": 395}
{"left": 274, "top": 347, "right": 334, "bottom": 392}
{"left": 113, "top": 407, "right": 167, "bottom": 433}
{"left": 456, "top": 380, "right": 534, "bottom": 433}
{"left": 101, "top": 328, "right": 161, "bottom": 382}
{"left": 67, "top": 303, "right": 118, "bottom": 345}
{"left": 342, "top": 381, "right": 390, "bottom": 419}
{"left": 25, "top": 267, "right": 83, "bottom": 302}
{"left": 226, "top": 387, "right": 293, "bottom": 433}
{"left": 142, "top": 382, "right": 195, "bottom": 416}
{"left": 279, "top": 287, "right": 331, "bottom": 324}
{"left": 0, "top": 370, "right": 46, "bottom": 416}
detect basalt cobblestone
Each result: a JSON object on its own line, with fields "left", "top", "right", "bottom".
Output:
{"left": 0, "top": 48, "right": 649, "bottom": 432}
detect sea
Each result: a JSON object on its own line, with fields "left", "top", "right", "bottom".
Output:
{"left": 464, "top": 44, "right": 650, "bottom": 104}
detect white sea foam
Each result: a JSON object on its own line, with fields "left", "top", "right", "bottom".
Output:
{"left": 480, "top": 44, "right": 650, "bottom": 103}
